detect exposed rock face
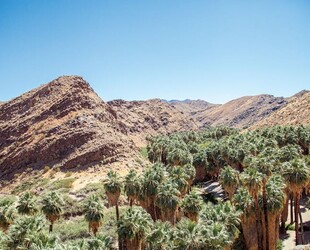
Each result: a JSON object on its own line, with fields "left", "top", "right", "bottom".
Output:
{"left": 108, "top": 99, "right": 199, "bottom": 147}
{"left": 167, "top": 99, "right": 218, "bottom": 117}
{"left": 0, "top": 76, "right": 199, "bottom": 178}
{"left": 0, "top": 76, "right": 135, "bottom": 179}
{"left": 184, "top": 95, "right": 288, "bottom": 128}
{"left": 251, "top": 91, "right": 310, "bottom": 129}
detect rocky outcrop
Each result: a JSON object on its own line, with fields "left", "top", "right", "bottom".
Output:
{"left": 0, "top": 76, "right": 135, "bottom": 179}
{"left": 189, "top": 95, "right": 287, "bottom": 128}
{"left": 167, "top": 99, "right": 218, "bottom": 116}
{"left": 108, "top": 99, "right": 199, "bottom": 147}
{"left": 0, "top": 76, "right": 199, "bottom": 178}
{"left": 251, "top": 91, "right": 310, "bottom": 129}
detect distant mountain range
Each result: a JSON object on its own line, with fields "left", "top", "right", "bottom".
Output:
{"left": 0, "top": 76, "right": 309, "bottom": 179}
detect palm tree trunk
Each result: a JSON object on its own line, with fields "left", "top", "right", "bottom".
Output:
{"left": 290, "top": 195, "right": 294, "bottom": 224}
{"left": 254, "top": 194, "right": 263, "bottom": 250}
{"left": 298, "top": 209, "right": 304, "bottom": 244}
{"left": 294, "top": 193, "right": 300, "bottom": 245}
{"left": 49, "top": 223, "right": 53, "bottom": 233}
{"left": 262, "top": 180, "right": 269, "bottom": 250}
{"left": 280, "top": 194, "right": 289, "bottom": 233}
{"left": 116, "top": 204, "right": 120, "bottom": 221}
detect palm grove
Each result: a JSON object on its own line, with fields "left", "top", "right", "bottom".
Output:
{"left": 0, "top": 125, "right": 309, "bottom": 250}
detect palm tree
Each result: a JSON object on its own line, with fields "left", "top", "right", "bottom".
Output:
{"left": 16, "top": 192, "right": 38, "bottom": 215}
{"left": 41, "top": 191, "right": 63, "bottom": 233}
{"left": 219, "top": 166, "right": 239, "bottom": 200}
{"left": 183, "top": 163, "right": 196, "bottom": 190}
{"left": 240, "top": 167, "right": 263, "bottom": 250}
{"left": 181, "top": 191, "right": 203, "bottom": 222}
{"left": 169, "top": 166, "right": 190, "bottom": 197}
{"left": 146, "top": 221, "right": 172, "bottom": 250}
{"left": 283, "top": 159, "right": 310, "bottom": 245}
{"left": 86, "top": 235, "right": 114, "bottom": 250}
{"left": 156, "top": 181, "right": 180, "bottom": 225}
{"left": 139, "top": 164, "right": 165, "bottom": 220}
{"left": 233, "top": 187, "right": 256, "bottom": 250}
{"left": 261, "top": 175, "right": 286, "bottom": 250}
{"left": 0, "top": 198, "right": 15, "bottom": 232}
{"left": 84, "top": 195, "right": 105, "bottom": 236}
{"left": 202, "top": 222, "right": 232, "bottom": 250}
{"left": 124, "top": 170, "right": 140, "bottom": 207}
{"left": 103, "top": 171, "right": 122, "bottom": 221}
{"left": 6, "top": 215, "right": 46, "bottom": 249}
{"left": 172, "top": 218, "right": 205, "bottom": 249}
{"left": 118, "top": 206, "right": 152, "bottom": 250}
{"left": 201, "top": 202, "right": 241, "bottom": 243}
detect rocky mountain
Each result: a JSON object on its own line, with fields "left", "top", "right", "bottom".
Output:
{"left": 167, "top": 95, "right": 289, "bottom": 129}
{"left": 250, "top": 90, "right": 310, "bottom": 129}
{"left": 108, "top": 99, "right": 199, "bottom": 147}
{"left": 192, "top": 95, "right": 288, "bottom": 128}
{"left": 0, "top": 75, "right": 308, "bottom": 180}
{"left": 0, "top": 76, "right": 198, "bottom": 179}
{"left": 167, "top": 99, "right": 218, "bottom": 117}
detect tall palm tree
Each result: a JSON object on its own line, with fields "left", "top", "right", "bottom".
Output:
{"left": 183, "top": 163, "right": 196, "bottom": 190}
{"left": 156, "top": 181, "right": 180, "bottom": 225}
{"left": 240, "top": 167, "right": 263, "bottom": 250}
{"left": 233, "top": 187, "right": 256, "bottom": 250}
{"left": 261, "top": 174, "right": 286, "bottom": 250}
{"left": 181, "top": 191, "right": 203, "bottom": 222}
{"left": 201, "top": 202, "right": 241, "bottom": 243}
{"left": 219, "top": 166, "right": 239, "bottom": 200}
{"left": 0, "top": 199, "right": 15, "bottom": 232}
{"left": 169, "top": 166, "right": 190, "bottom": 197}
{"left": 283, "top": 159, "right": 310, "bottom": 245}
{"left": 124, "top": 170, "right": 140, "bottom": 207}
{"left": 103, "top": 171, "right": 122, "bottom": 221}
{"left": 117, "top": 206, "right": 152, "bottom": 250}
{"left": 16, "top": 192, "right": 38, "bottom": 215}
{"left": 41, "top": 191, "right": 63, "bottom": 233}
{"left": 84, "top": 195, "right": 105, "bottom": 236}
{"left": 139, "top": 164, "right": 165, "bottom": 220}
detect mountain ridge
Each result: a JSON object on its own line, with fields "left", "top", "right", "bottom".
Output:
{"left": 0, "top": 75, "right": 309, "bottom": 179}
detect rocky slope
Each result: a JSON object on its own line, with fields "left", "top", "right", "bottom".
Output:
{"left": 178, "top": 95, "right": 288, "bottom": 128}
{"left": 167, "top": 99, "right": 218, "bottom": 116}
{"left": 250, "top": 90, "right": 310, "bottom": 129}
{"left": 0, "top": 76, "right": 138, "bottom": 179}
{"left": 0, "top": 76, "right": 198, "bottom": 179}
{"left": 108, "top": 99, "right": 199, "bottom": 147}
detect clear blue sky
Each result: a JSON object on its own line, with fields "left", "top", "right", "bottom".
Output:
{"left": 0, "top": 0, "right": 309, "bottom": 104}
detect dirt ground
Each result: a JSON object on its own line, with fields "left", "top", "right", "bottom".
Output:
{"left": 282, "top": 198, "right": 310, "bottom": 250}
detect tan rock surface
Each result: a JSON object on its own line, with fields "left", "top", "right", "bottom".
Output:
{"left": 251, "top": 91, "right": 310, "bottom": 129}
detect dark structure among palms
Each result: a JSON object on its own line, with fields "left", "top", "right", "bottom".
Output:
{"left": 41, "top": 191, "right": 63, "bottom": 233}
{"left": 84, "top": 195, "right": 105, "bottom": 236}
{"left": 16, "top": 192, "right": 38, "bottom": 215}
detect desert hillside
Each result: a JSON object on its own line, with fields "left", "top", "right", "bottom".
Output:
{"left": 167, "top": 99, "right": 218, "bottom": 116}
{"left": 251, "top": 90, "right": 310, "bottom": 129}
{"left": 0, "top": 76, "right": 198, "bottom": 179}
{"left": 176, "top": 94, "right": 288, "bottom": 128}
{"left": 108, "top": 99, "right": 199, "bottom": 147}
